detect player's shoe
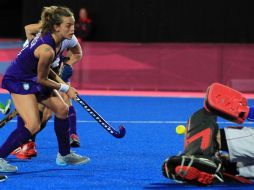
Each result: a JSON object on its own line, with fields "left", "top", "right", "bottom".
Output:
{"left": 0, "top": 158, "right": 17, "bottom": 173}
{"left": 11, "top": 141, "right": 37, "bottom": 160}
{"left": 162, "top": 155, "right": 224, "bottom": 185}
{"left": 0, "top": 175, "right": 7, "bottom": 182}
{"left": 175, "top": 165, "right": 215, "bottom": 185}
{"left": 70, "top": 134, "right": 80, "bottom": 147}
{"left": 56, "top": 152, "right": 90, "bottom": 166}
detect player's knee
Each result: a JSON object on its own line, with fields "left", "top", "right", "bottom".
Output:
{"left": 25, "top": 120, "right": 40, "bottom": 135}
{"left": 55, "top": 104, "right": 69, "bottom": 119}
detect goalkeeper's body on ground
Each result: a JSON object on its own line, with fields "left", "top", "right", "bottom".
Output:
{"left": 162, "top": 83, "right": 254, "bottom": 186}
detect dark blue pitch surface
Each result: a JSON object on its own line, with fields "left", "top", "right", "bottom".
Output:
{"left": 0, "top": 93, "right": 254, "bottom": 190}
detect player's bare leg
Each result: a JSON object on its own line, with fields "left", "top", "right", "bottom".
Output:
{"left": 0, "top": 93, "right": 40, "bottom": 172}
{"left": 41, "top": 92, "right": 90, "bottom": 165}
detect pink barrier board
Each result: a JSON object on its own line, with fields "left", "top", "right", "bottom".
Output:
{"left": 1, "top": 42, "right": 254, "bottom": 93}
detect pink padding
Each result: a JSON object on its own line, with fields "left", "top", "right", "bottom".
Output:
{"left": 205, "top": 83, "right": 249, "bottom": 124}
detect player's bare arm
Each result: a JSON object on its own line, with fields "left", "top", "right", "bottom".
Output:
{"left": 24, "top": 22, "right": 42, "bottom": 41}
{"left": 35, "top": 44, "right": 59, "bottom": 89}
{"left": 36, "top": 44, "right": 78, "bottom": 99}
{"left": 66, "top": 43, "right": 82, "bottom": 66}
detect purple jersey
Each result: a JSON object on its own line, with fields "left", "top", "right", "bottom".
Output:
{"left": 2, "top": 32, "right": 56, "bottom": 95}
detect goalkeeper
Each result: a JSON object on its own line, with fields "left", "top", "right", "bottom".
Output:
{"left": 163, "top": 83, "right": 254, "bottom": 185}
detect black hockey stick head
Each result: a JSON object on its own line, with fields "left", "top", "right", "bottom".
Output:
{"left": 105, "top": 124, "right": 126, "bottom": 138}
{"left": 114, "top": 125, "right": 126, "bottom": 138}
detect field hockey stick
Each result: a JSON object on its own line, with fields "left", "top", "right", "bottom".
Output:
{"left": 0, "top": 109, "right": 18, "bottom": 128}
{"left": 0, "top": 99, "right": 11, "bottom": 115}
{"left": 49, "top": 69, "right": 126, "bottom": 138}
{"left": 223, "top": 172, "right": 252, "bottom": 184}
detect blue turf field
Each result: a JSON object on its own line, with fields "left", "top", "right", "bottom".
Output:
{"left": 0, "top": 93, "right": 254, "bottom": 190}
